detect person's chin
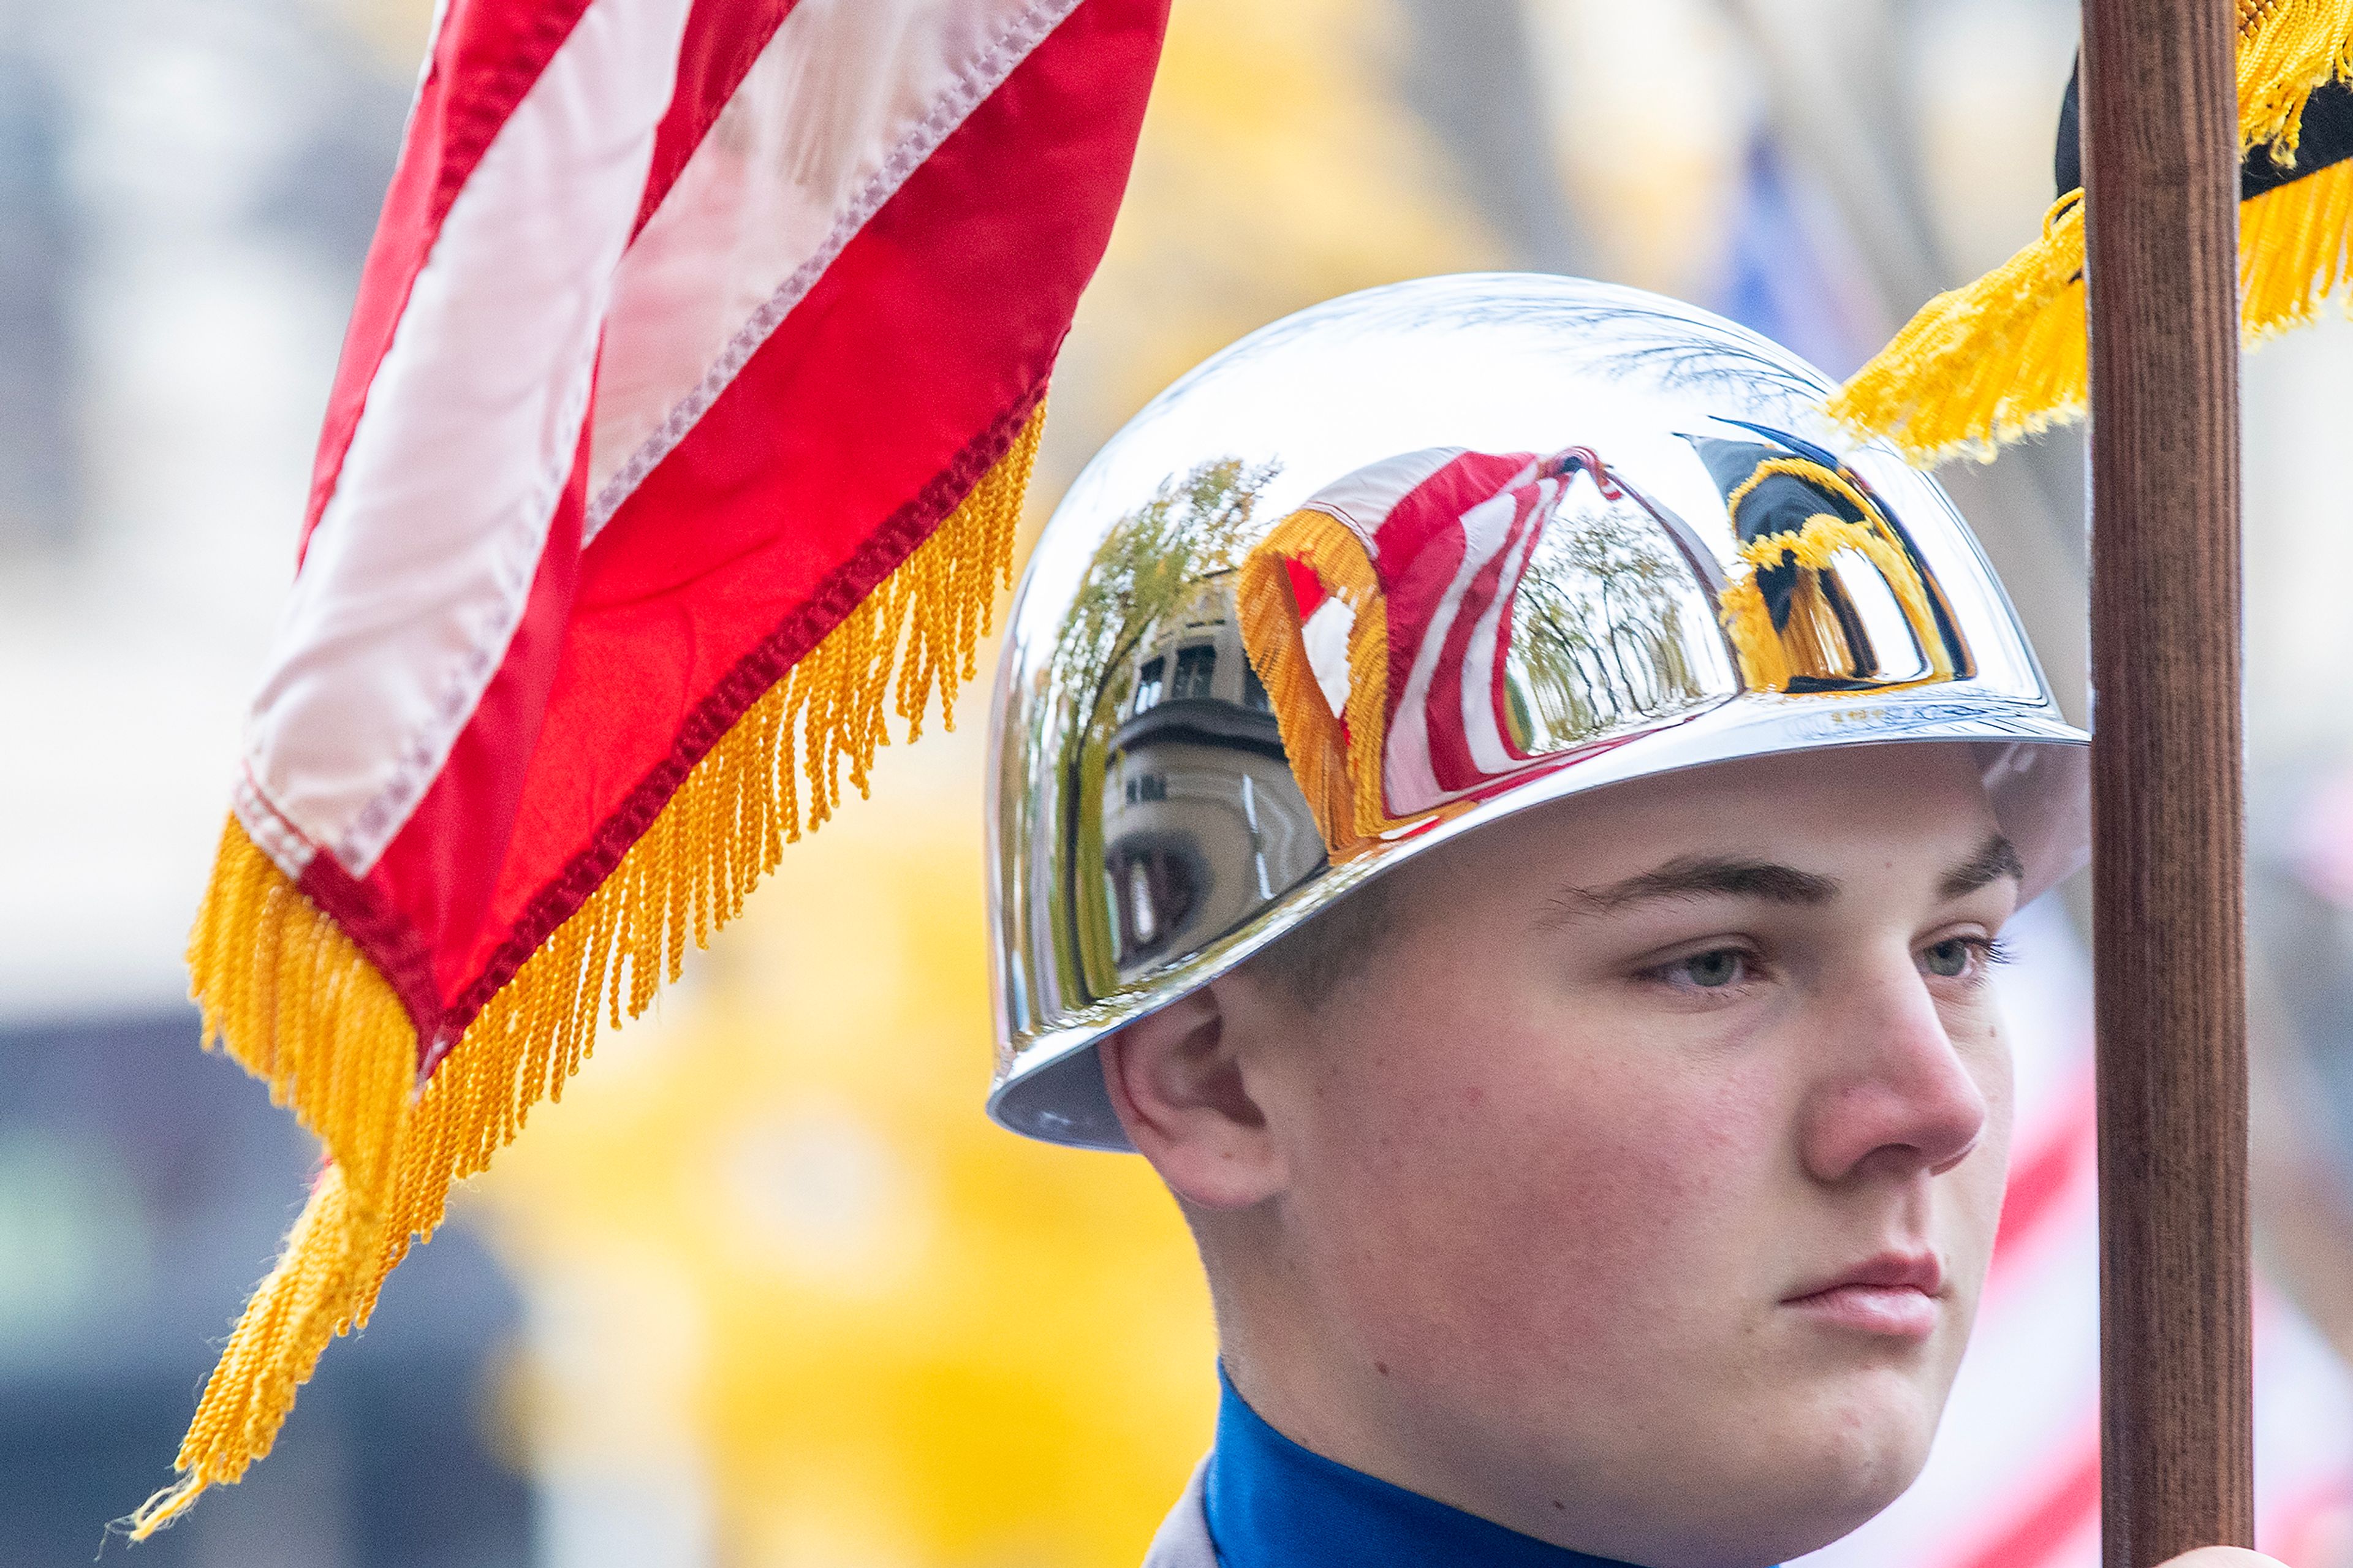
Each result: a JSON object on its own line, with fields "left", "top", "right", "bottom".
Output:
{"left": 1709, "top": 1441, "right": 1931, "bottom": 1566}
{"left": 1779, "top": 1369, "right": 1944, "bottom": 1542}
{"left": 1627, "top": 1425, "right": 1934, "bottom": 1568}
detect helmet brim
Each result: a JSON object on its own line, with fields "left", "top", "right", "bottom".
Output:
{"left": 987, "top": 689, "right": 2086, "bottom": 1151}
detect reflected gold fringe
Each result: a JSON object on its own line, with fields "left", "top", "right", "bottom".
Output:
{"left": 1718, "top": 575, "right": 1794, "bottom": 693}
{"left": 1718, "top": 512, "right": 1952, "bottom": 692}
{"left": 128, "top": 403, "right": 1042, "bottom": 1539}
{"left": 1237, "top": 509, "right": 1393, "bottom": 855}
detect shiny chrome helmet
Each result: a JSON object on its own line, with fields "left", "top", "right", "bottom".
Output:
{"left": 986, "top": 275, "right": 2088, "bottom": 1149}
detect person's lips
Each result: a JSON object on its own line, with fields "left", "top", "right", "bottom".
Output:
{"left": 1781, "top": 1251, "right": 1945, "bottom": 1339}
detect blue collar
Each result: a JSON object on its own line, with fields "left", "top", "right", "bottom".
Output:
{"left": 1202, "top": 1368, "right": 1642, "bottom": 1568}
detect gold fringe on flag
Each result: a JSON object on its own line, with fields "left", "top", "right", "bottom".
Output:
{"left": 129, "top": 403, "right": 1042, "bottom": 1539}
{"left": 2243, "top": 156, "right": 2353, "bottom": 336}
{"left": 1828, "top": 0, "right": 2353, "bottom": 464}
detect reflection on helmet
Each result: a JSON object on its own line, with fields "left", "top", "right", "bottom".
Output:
{"left": 1235, "top": 445, "right": 1734, "bottom": 858}
{"left": 1026, "top": 456, "right": 1303, "bottom": 998}
{"left": 1099, "top": 571, "right": 1325, "bottom": 981}
{"left": 1691, "top": 425, "right": 1972, "bottom": 694}
{"left": 1039, "top": 431, "right": 1996, "bottom": 994}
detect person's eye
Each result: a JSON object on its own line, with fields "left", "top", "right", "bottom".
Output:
{"left": 1659, "top": 947, "right": 1752, "bottom": 990}
{"left": 1920, "top": 935, "right": 2009, "bottom": 980}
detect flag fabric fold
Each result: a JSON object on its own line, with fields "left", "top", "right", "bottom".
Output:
{"left": 1828, "top": 0, "right": 2353, "bottom": 464}
{"left": 138, "top": 0, "right": 1169, "bottom": 1532}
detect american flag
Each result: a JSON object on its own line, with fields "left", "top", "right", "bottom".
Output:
{"left": 146, "top": 0, "right": 1167, "bottom": 1530}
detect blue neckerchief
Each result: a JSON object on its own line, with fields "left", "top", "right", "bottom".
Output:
{"left": 1202, "top": 1366, "right": 1644, "bottom": 1567}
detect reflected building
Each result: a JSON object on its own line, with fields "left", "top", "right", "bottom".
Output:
{"left": 1098, "top": 573, "right": 1325, "bottom": 982}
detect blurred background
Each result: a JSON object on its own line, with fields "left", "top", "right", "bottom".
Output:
{"left": 4, "top": 0, "right": 2353, "bottom": 1562}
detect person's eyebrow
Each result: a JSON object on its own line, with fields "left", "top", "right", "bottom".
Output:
{"left": 1550, "top": 855, "right": 1841, "bottom": 920}
{"left": 1939, "top": 834, "right": 2026, "bottom": 900}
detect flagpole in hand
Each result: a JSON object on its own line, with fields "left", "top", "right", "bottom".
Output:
{"left": 2080, "top": 1, "right": 2254, "bottom": 1564}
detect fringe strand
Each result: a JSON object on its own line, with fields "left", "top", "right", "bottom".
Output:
{"left": 1236, "top": 509, "right": 1396, "bottom": 855}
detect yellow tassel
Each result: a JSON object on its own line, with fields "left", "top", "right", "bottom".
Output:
{"left": 1835, "top": 163, "right": 2353, "bottom": 464}
{"left": 1833, "top": 0, "right": 2353, "bottom": 465}
{"left": 1235, "top": 509, "right": 1396, "bottom": 856}
{"left": 2240, "top": 0, "right": 2353, "bottom": 157}
{"left": 1824, "top": 194, "right": 2088, "bottom": 466}
{"left": 129, "top": 402, "right": 1042, "bottom": 1538}
{"left": 2243, "top": 154, "right": 2353, "bottom": 335}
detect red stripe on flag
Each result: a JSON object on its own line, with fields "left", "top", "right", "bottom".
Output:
{"left": 301, "top": 396, "right": 595, "bottom": 1051}
{"left": 1425, "top": 482, "right": 1545, "bottom": 791}
{"left": 1286, "top": 557, "right": 1327, "bottom": 619}
{"left": 635, "top": 0, "right": 798, "bottom": 237}
{"left": 302, "top": 0, "right": 599, "bottom": 556}
{"left": 333, "top": 0, "right": 1171, "bottom": 1036}
{"left": 385, "top": 409, "right": 593, "bottom": 1027}
{"left": 1373, "top": 452, "right": 1533, "bottom": 735}
{"left": 297, "top": 844, "right": 445, "bottom": 1043}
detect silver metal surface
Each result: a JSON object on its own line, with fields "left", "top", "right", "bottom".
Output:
{"left": 986, "top": 275, "right": 2088, "bottom": 1149}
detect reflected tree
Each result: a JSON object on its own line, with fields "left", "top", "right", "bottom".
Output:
{"left": 1034, "top": 456, "right": 1278, "bottom": 1000}
{"left": 1510, "top": 496, "right": 1709, "bottom": 741}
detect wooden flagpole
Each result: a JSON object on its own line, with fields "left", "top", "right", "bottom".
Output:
{"left": 2080, "top": 1, "right": 2254, "bottom": 1564}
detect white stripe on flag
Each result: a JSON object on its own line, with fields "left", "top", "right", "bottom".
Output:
{"left": 241, "top": 0, "right": 695, "bottom": 874}
{"left": 1458, "top": 477, "right": 1550, "bottom": 778}
{"left": 1384, "top": 474, "right": 1529, "bottom": 816}
{"left": 584, "top": 0, "right": 1080, "bottom": 539}
{"left": 1294, "top": 446, "right": 1464, "bottom": 559}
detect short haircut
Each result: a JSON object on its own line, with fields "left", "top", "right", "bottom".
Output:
{"left": 1244, "top": 873, "right": 1402, "bottom": 1012}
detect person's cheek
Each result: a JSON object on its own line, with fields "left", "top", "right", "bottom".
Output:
{"left": 1465, "top": 1017, "right": 1773, "bottom": 1358}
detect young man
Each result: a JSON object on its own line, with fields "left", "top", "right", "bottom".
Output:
{"left": 982, "top": 276, "right": 2279, "bottom": 1567}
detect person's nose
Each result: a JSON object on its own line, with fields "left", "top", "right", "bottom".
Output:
{"left": 1798, "top": 952, "right": 1991, "bottom": 1185}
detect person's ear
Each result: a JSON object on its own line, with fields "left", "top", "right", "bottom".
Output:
{"left": 1099, "top": 981, "right": 1289, "bottom": 1210}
